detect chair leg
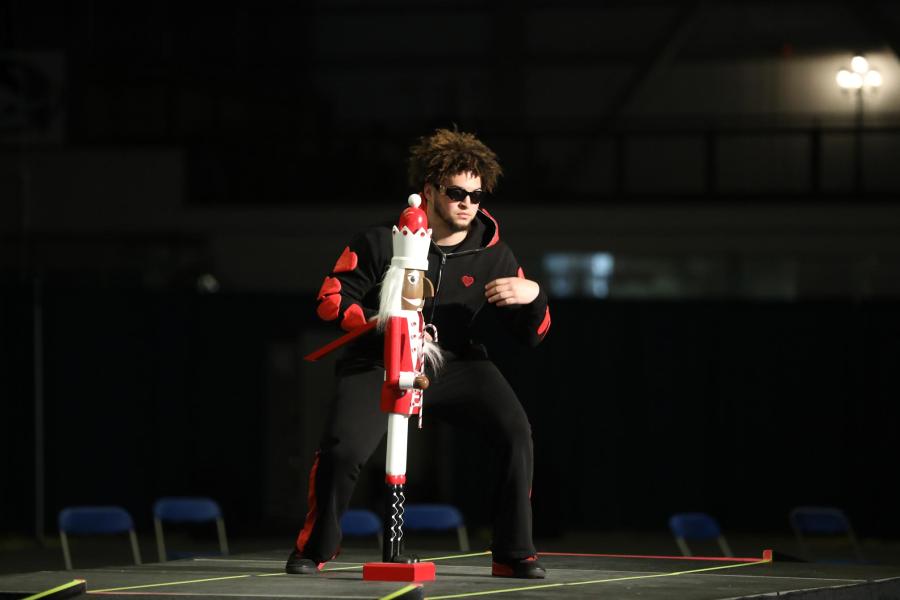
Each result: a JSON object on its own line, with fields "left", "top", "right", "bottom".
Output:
{"left": 129, "top": 530, "right": 143, "bottom": 565}
{"left": 675, "top": 537, "right": 692, "bottom": 557}
{"left": 60, "top": 531, "right": 73, "bottom": 570}
{"left": 457, "top": 525, "right": 470, "bottom": 552}
{"left": 376, "top": 532, "right": 383, "bottom": 550}
{"left": 216, "top": 517, "right": 229, "bottom": 556}
{"left": 154, "top": 518, "right": 167, "bottom": 562}
{"left": 718, "top": 536, "right": 733, "bottom": 557}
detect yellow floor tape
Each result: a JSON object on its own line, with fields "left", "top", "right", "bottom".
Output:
{"left": 378, "top": 583, "right": 421, "bottom": 600}
{"left": 91, "top": 574, "right": 252, "bottom": 593}
{"left": 21, "top": 579, "right": 86, "bottom": 600}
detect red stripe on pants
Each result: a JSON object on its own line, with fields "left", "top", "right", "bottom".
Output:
{"left": 295, "top": 453, "right": 320, "bottom": 551}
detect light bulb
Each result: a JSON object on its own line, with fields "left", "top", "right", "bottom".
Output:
{"left": 836, "top": 69, "right": 862, "bottom": 89}
{"left": 851, "top": 56, "right": 869, "bottom": 74}
{"left": 864, "top": 69, "right": 883, "bottom": 88}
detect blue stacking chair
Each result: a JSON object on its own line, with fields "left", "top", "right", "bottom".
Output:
{"left": 340, "top": 509, "right": 382, "bottom": 548}
{"left": 58, "top": 505, "right": 142, "bottom": 570}
{"left": 668, "top": 512, "right": 733, "bottom": 557}
{"left": 789, "top": 506, "right": 864, "bottom": 563}
{"left": 153, "top": 497, "right": 229, "bottom": 562}
{"left": 402, "top": 504, "right": 469, "bottom": 551}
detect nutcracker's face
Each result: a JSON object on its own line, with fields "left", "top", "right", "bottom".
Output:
{"left": 401, "top": 268, "right": 434, "bottom": 311}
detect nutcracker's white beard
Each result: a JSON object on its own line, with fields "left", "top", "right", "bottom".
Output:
{"left": 422, "top": 338, "right": 445, "bottom": 372}
{"left": 377, "top": 265, "right": 444, "bottom": 372}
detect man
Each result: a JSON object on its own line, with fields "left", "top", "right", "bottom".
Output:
{"left": 288, "top": 127, "right": 552, "bottom": 578}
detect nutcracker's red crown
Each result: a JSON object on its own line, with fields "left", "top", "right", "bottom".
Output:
{"left": 391, "top": 194, "right": 431, "bottom": 271}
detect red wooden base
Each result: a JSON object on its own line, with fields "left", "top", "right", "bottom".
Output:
{"left": 362, "top": 561, "right": 436, "bottom": 582}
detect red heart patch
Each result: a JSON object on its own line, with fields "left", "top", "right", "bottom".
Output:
{"left": 316, "top": 294, "right": 341, "bottom": 321}
{"left": 461, "top": 275, "right": 474, "bottom": 287}
{"left": 341, "top": 304, "right": 366, "bottom": 331}
{"left": 317, "top": 276, "right": 341, "bottom": 301}
{"left": 333, "top": 246, "right": 358, "bottom": 273}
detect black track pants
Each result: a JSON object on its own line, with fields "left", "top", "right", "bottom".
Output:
{"left": 294, "top": 358, "right": 535, "bottom": 562}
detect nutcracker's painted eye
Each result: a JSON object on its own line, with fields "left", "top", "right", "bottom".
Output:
{"left": 407, "top": 272, "right": 420, "bottom": 285}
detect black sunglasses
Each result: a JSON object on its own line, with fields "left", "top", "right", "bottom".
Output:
{"left": 440, "top": 185, "right": 487, "bottom": 204}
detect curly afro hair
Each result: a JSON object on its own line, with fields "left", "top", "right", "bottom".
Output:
{"left": 407, "top": 127, "right": 503, "bottom": 192}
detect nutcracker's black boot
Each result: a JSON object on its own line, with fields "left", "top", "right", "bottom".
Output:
{"left": 382, "top": 483, "right": 419, "bottom": 563}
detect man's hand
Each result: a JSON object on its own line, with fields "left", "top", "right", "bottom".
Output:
{"left": 485, "top": 277, "right": 540, "bottom": 307}
{"left": 414, "top": 374, "right": 430, "bottom": 389}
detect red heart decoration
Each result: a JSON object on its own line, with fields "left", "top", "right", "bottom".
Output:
{"left": 461, "top": 275, "right": 474, "bottom": 287}
{"left": 317, "top": 276, "right": 341, "bottom": 300}
{"left": 333, "top": 247, "right": 358, "bottom": 273}
{"left": 316, "top": 294, "right": 341, "bottom": 321}
{"left": 341, "top": 304, "right": 366, "bottom": 331}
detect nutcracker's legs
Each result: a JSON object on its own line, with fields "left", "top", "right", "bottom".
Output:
{"left": 383, "top": 413, "right": 418, "bottom": 563}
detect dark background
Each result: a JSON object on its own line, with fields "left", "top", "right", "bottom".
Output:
{"left": 3, "top": 0, "right": 900, "bottom": 561}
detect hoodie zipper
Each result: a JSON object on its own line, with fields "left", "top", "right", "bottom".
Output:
{"left": 427, "top": 208, "right": 495, "bottom": 325}
{"left": 429, "top": 244, "right": 447, "bottom": 325}
{"left": 428, "top": 243, "right": 483, "bottom": 325}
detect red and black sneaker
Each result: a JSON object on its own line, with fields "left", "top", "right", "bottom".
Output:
{"left": 491, "top": 555, "right": 547, "bottom": 579}
{"left": 285, "top": 549, "right": 326, "bottom": 574}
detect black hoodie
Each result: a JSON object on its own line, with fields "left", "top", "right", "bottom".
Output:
{"left": 314, "top": 207, "right": 551, "bottom": 367}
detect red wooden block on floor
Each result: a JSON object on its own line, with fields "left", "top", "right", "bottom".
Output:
{"left": 362, "top": 561, "right": 436, "bottom": 582}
